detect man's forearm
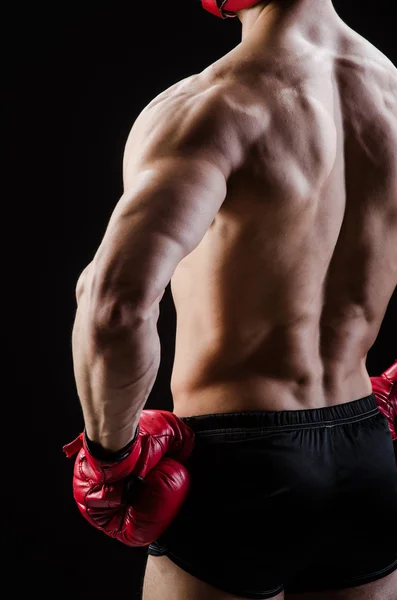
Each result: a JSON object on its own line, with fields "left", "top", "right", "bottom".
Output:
{"left": 72, "top": 297, "right": 161, "bottom": 452}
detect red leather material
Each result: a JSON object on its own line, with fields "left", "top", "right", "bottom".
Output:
{"left": 371, "top": 360, "right": 397, "bottom": 465}
{"left": 371, "top": 361, "right": 397, "bottom": 442}
{"left": 202, "top": 0, "right": 263, "bottom": 19}
{"left": 63, "top": 410, "right": 195, "bottom": 547}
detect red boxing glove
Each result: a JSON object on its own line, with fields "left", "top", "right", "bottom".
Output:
{"left": 63, "top": 410, "right": 195, "bottom": 547}
{"left": 371, "top": 361, "right": 397, "bottom": 441}
{"left": 371, "top": 361, "right": 397, "bottom": 459}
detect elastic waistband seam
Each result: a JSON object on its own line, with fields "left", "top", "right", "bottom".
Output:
{"left": 192, "top": 407, "right": 380, "bottom": 436}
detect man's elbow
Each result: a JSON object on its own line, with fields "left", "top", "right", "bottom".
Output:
{"left": 75, "top": 261, "right": 152, "bottom": 340}
{"left": 75, "top": 263, "right": 92, "bottom": 305}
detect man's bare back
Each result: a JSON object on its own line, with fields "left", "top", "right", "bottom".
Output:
{"left": 71, "top": 1, "right": 397, "bottom": 599}
{"left": 167, "top": 10, "right": 397, "bottom": 418}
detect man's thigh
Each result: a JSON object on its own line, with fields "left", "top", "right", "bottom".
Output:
{"left": 286, "top": 568, "right": 397, "bottom": 600}
{"left": 143, "top": 555, "right": 285, "bottom": 600}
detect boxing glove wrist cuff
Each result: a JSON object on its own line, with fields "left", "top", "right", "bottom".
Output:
{"left": 84, "top": 427, "right": 140, "bottom": 462}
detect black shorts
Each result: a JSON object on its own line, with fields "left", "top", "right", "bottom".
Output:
{"left": 148, "top": 394, "right": 397, "bottom": 599}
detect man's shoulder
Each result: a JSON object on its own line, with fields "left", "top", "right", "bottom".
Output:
{"left": 124, "top": 72, "right": 265, "bottom": 174}
{"left": 144, "top": 71, "right": 261, "bottom": 119}
{"left": 337, "top": 27, "right": 396, "bottom": 75}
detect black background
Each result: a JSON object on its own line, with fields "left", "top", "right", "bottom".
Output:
{"left": 10, "top": 0, "right": 396, "bottom": 597}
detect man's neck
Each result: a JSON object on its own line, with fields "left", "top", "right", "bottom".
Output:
{"left": 238, "top": 0, "right": 340, "bottom": 42}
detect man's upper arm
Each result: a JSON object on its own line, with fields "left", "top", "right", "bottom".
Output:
{"left": 96, "top": 86, "right": 244, "bottom": 312}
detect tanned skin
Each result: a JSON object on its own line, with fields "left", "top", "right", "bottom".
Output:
{"left": 72, "top": 1, "right": 397, "bottom": 598}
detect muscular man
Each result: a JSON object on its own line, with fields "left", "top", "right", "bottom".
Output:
{"left": 66, "top": 1, "right": 397, "bottom": 598}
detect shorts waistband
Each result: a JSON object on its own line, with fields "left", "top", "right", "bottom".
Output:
{"left": 180, "top": 394, "right": 379, "bottom": 433}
